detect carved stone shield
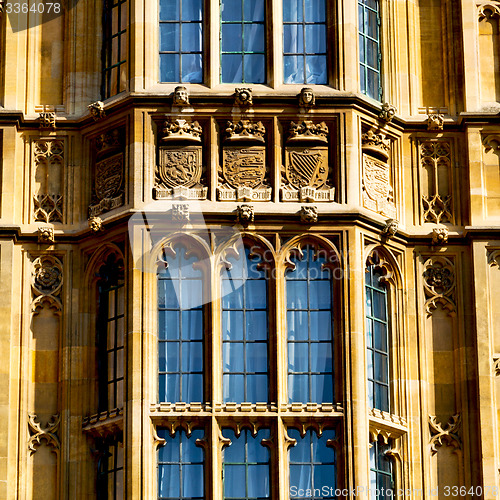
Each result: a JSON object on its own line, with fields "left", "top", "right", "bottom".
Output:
{"left": 95, "top": 153, "right": 123, "bottom": 201}
{"left": 362, "top": 155, "right": 396, "bottom": 217}
{"left": 223, "top": 146, "right": 266, "bottom": 189}
{"left": 157, "top": 146, "right": 202, "bottom": 189}
{"left": 285, "top": 147, "right": 328, "bottom": 189}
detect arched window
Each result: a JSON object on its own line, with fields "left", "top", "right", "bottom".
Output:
{"left": 96, "top": 254, "right": 125, "bottom": 413}
{"left": 157, "top": 245, "right": 204, "bottom": 403}
{"left": 365, "top": 263, "right": 390, "bottom": 412}
{"left": 369, "top": 436, "right": 394, "bottom": 500}
{"left": 221, "top": 246, "right": 269, "bottom": 403}
{"left": 286, "top": 246, "right": 334, "bottom": 404}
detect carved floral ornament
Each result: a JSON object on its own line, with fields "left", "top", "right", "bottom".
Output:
{"left": 422, "top": 256, "right": 456, "bottom": 317}
{"left": 31, "top": 255, "right": 63, "bottom": 315}
{"left": 28, "top": 413, "right": 61, "bottom": 456}
{"left": 234, "top": 87, "right": 253, "bottom": 106}
{"left": 429, "top": 414, "right": 461, "bottom": 455}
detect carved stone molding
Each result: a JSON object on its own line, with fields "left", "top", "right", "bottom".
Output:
{"left": 39, "top": 111, "right": 56, "bottom": 129}
{"left": 37, "top": 226, "right": 55, "bottom": 243}
{"left": 429, "top": 414, "right": 461, "bottom": 455}
{"left": 88, "top": 101, "right": 105, "bottom": 121}
{"left": 299, "top": 206, "right": 318, "bottom": 223}
{"left": 31, "top": 255, "right": 63, "bottom": 315}
{"left": 173, "top": 85, "right": 190, "bottom": 106}
{"left": 478, "top": 3, "right": 500, "bottom": 20}
{"left": 379, "top": 103, "right": 397, "bottom": 123}
{"left": 89, "top": 128, "right": 124, "bottom": 217}
{"left": 154, "top": 119, "right": 207, "bottom": 200}
{"left": 33, "top": 140, "right": 64, "bottom": 223}
{"left": 237, "top": 204, "right": 254, "bottom": 223}
{"left": 427, "top": 113, "right": 444, "bottom": 131}
{"left": 28, "top": 413, "right": 60, "bottom": 456}
{"left": 432, "top": 227, "right": 449, "bottom": 245}
{"left": 234, "top": 87, "right": 253, "bottom": 107}
{"left": 423, "top": 256, "right": 456, "bottom": 316}
{"left": 420, "top": 141, "right": 453, "bottom": 224}
{"left": 298, "top": 87, "right": 315, "bottom": 108}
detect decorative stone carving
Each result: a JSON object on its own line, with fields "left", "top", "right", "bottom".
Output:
{"left": 172, "top": 203, "right": 190, "bottom": 222}
{"left": 234, "top": 87, "right": 253, "bottom": 107}
{"left": 28, "top": 413, "right": 60, "bottom": 456}
{"left": 361, "top": 129, "right": 391, "bottom": 161}
{"left": 218, "top": 120, "right": 271, "bottom": 201}
{"left": 31, "top": 255, "right": 63, "bottom": 315}
{"left": 423, "top": 256, "right": 456, "bottom": 316}
{"left": 38, "top": 227, "right": 55, "bottom": 243}
{"left": 281, "top": 121, "right": 334, "bottom": 202}
{"left": 39, "top": 111, "right": 56, "bottom": 129}
{"left": 478, "top": 3, "right": 500, "bottom": 20}
{"left": 88, "top": 216, "right": 103, "bottom": 232}
{"left": 299, "top": 206, "right": 318, "bottom": 223}
{"left": 427, "top": 113, "right": 444, "bottom": 131}
{"left": 361, "top": 128, "right": 396, "bottom": 218}
{"left": 483, "top": 134, "right": 500, "bottom": 152}
{"left": 173, "top": 85, "right": 190, "bottom": 106}
{"left": 154, "top": 119, "right": 207, "bottom": 200}
{"left": 432, "top": 227, "right": 449, "bottom": 245}
{"left": 237, "top": 204, "right": 254, "bottom": 223}
{"left": 429, "top": 414, "right": 461, "bottom": 455}
{"left": 33, "top": 140, "right": 64, "bottom": 223}
{"left": 493, "top": 354, "right": 500, "bottom": 376}
{"left": 383, "top": 219, "right": 398, "bottom": 238}
{"left": 488, "top": 248, "right": 500, "bottom": 267}
{"left": 420, "top": 140, "right": 453, "bottom": 224}
{"left": 379, "top": 103, "right": 396, "bottom": 123}
{"left": 88, "top": 101, "right": 105, "bottom": 121}
{"left": 299, "top": 87, "right": 315, "bottom": 108}
{"left": 89, "top": 128, "right": 125, "bottom": 217}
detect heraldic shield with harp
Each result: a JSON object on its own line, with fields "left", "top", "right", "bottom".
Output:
{"left": 281, "top": 120, "right": 335, "bottom": 202}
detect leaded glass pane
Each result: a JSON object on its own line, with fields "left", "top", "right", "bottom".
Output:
{"left": 158, "top": 429, "right": 205, "bottom": 500}
{"left": 359, "top": 0, "right": 381, "bottom": 100}
{"left": 158, "top": 246, "right": 204, "bottom": 404}
{"left": 369, "top": 439, "right": 394, "bottom": 500}
{"left": 159, "top": 0, "right": 203, "bottom": 83}
{"left": 222, "top": 247, "right": 269, "bottom": 403}
{"left": 365, "top": 265, "right": 390, "bottom": 412}
{"left": 222, "top": 428, "right": 270, "bottom": 500}
{"left": 286, "top": 247, "right": 334, "bottom": 403}
{"left": 283, "top": 0, "right": 327, "bottom": 84}
{"left": 221, "top": 0, "right": 266, "bottom": 83}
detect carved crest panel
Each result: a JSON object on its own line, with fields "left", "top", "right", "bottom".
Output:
{"left": 362, "top": 156, "right": 396, "bottom": 218}
{"left": 218, "top": 120, "right": 271, "bottom": 201}
{"left": 89, "top": 129, "right": 125, "bottom": 217}
{"left": 154, "top": 119, "right": 207, "bottom": 200}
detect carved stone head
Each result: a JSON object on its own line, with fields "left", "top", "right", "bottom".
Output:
{"left": 237, "top": 204, "right": 254, "bottom": 223}
{"left": 173, "top": 86, "right": 190, "bottom": 106}
{"left": 88, "top": 101, "right": 105, "bottom": 121}
{"left": 299, "top": 87, "right": 315, "bottom": 107}
{"left": 300, "top": 206, "right": 318, "bottom": 223}
{"left": 383, "top": 219, "right": 399, "bottom": 238}
{"left": 88, "top": 216, "right": 103, "bottom": 232}
{"left": 234, "top": 88, "right": 253, "bottom": 107}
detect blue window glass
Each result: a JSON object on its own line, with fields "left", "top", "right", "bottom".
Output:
{"left": 286, "top": 247, "right": 334, "bottom": 403}
{"left": 289, "top": 428, "right": 336, "bottom": 499}
{"left": 221, "top": 0, "right": 266, "bottom": 83}
{"left": 102, "top": 0, "right": 128, "bottom": 98}
{"left": 159, "top": 0, "right": 203, "bottom": 83}
{"left": 157, "top": 428, "right": 205, "bottom": 500}
{"left": 369, "top": 438, "right": 394, "bottom": 500}
{"left": 222, "top": 247, "right": 269, "bottom": 403}
{"left": 365, "top": 265, "right": 390, "bottom": 412}
{"left": 158, "top": 246, "right": 204, "bottom": 403}
{"left": 359, "top": 0, "right": 381, "bottom": 100}
{"left": 283, "top": 0, "right": 327, "bottom": 84}
{"left": 222, "top": 428, "right": 270, "bottom": 499}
